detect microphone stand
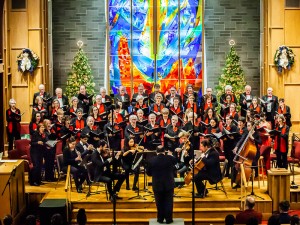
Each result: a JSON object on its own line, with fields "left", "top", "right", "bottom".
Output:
{"left": 2, "top": 165, "right": 17, "bottom": 215}
{"left": 109, "top": 104, "right": 117, "bottom": 225}
{"left": 192, "top": 103, "right": 195, "bottom": 225}
{"left": 291, "top": 157, "right": 298, "bottom": 189}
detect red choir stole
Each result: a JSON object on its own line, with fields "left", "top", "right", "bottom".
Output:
{"left": 186, "top": 102, "right": 197, "bottom": 113}
{"left": 7, "top": 108, "right": 21, "bottom": 133}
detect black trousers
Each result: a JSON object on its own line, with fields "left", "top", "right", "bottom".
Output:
{"left": 276, "top": 151, "right": 288, "bottom": 169}
{"left": 194, "top": 171, "right": 211, "bottom": 194}
{"left": 154, "top": 189, "right": 174, "bottom": 222}
{"left": 7, "top": 132, "right": 21, "bottom": 150}
{"left": 30, "top": 149, "right": 44, "bottom": 184}
{"left": 63, "top": 165, "right": 87, "bottom": 189}
{"left": 44, "top": 147, "right": 56, "bottom": 180}
{"left": 97, "top": 172, "right": 125, "bottom": 196}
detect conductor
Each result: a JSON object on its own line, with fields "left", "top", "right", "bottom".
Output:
{"left": 147, "top": 145, "right": 177, "bottom": 224}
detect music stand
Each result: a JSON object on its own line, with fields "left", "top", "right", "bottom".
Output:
{"left": 128, "top": 152, "right": 147, "bottom": 200}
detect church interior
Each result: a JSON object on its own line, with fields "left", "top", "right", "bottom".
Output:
{"left": 1, "top": 0, "right": 300, "bottom": 224}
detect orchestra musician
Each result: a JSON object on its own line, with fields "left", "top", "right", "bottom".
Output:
{"left": 146, "top": 145, "right": 177, "bottom": 224}
{"left": 122, "top": 138, "right": 142, "bottom": 191}
{"left": 32, "top": 84, "right": 51, "bottom": 107}
{"left": 222, "top": 115, "right": 238, "bottom": 177}
{"left": 278, "top": 98, "right": 291, "bottom": 127}
{"left": 145, "top": 113, "right": 161, "bottom": 150}
{"left": 63, "top": 137, "right": 88, "bottom": 193}
{"left": 43, "top": 119, "right": 57, "bottom": 182}
{"left": 32, "top": 96, "right": 48, "bottom": 120}
{"left": 261, "top": 87, "right": 279, "bottom": 128}
{"left": 91, "top": 140, "right": 125, "bottom": 200}
{"left": 165, "top": 86, "right": 181, "bottom": 107}
{"left": 6, "top": 99, "right": 21, "bottom": 150}
{"left": 194, "top": 139, "right": 221, "bottom": 198}
{"left": 29, "top": 112, "right": 42, "bottom": 136}
{"left": 114, "top": 85, "right": 130, "bottom": 111}
{"left": 273, "top": 114, "right": 290, "bottom": 169}
{"left": 75, "top": 133, "right": 94, "bottom": 162}
{"left": 30, "top": 123, "right": 48, "bottom": 186}
{"left": 175, "top": 131, "right": 194, "bottom": 178}
{"left": 164, "top": 115, "right": 181, "bottom": 153}
{"left": 239, "top": 85, "right": 253, "bottom": 117}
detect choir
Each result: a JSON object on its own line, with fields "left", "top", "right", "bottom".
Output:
{"left": 6, "top": 83, "right": 292, "bottom": 197}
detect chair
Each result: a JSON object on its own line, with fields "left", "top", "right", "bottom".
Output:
{"left": 203, "top": 159, "right": 228, "bottom": 198}
{"left": 288, "top": 135, "right": 300, "bottom": 172}
{"left": 86, "top": 162, "right": 108, "bottom": 200}
{"left": 55, "top": 154, "right": 72, "bottom": 189}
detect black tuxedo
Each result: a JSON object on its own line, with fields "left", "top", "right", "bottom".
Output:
{"left": 194, "top": 148, "right": 222, "bottom": 194}
{"left": 261, "top": 95, "right": 278, "bottom": 127}
{"left": 147, "top": 153, "right": 177, "bottom": 223}
{"left": 239, "top": 92, "right": 253, "bottom": 117}
{"left": 32, "top": 91, "right": 51, "bottom": 107}
{"left": 91, "top": 150, "right": 125, "bottom": 196}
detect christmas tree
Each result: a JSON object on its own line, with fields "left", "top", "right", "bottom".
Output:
{"left": 65, "top": 42, "right": 95, "bottom": 100}
{"left": 215, "top": 45, "right": 246, "bottom": 109}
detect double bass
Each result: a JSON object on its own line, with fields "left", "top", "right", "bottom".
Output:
{"left": 233, "top": 124, "right": 257, "bottom": 185}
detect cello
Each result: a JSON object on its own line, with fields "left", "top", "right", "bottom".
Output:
{"left": 233, "top": 123, "right": 258, "bottom": 185}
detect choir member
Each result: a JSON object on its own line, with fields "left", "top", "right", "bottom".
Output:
{"left": 116, "top": 100, "right": 129, "bottom": 118}
{"left": 114, "top": 85, "right": 130, "bottom": 111}
{"left": 77, "top": 85, "right": 93, "bottom": 115}
{"left": 273, "top": 114, "right": 290, "bottom": 169}
{"left": 278, "top": 98, "right": 291, "bottom": 127}
{"left": 90, "top": 106, "right": 102, "bottom": 129}
{"left": 30, "top": 123, "right": 48, "bottom": 186}
{"left": 227, "top": 103, "right": 239, "bottom": 122}
{"left": 165, "top": 86, "right": 181, "bottom": 107}
{"left": 29, "top": 112, "right": 42, "bottom": 136}
{"left": 182, "top": 111, "right": 201, "bottom": 150}
{"left": 220, "top": 85, "right": 237, "bottom": 105}
{"left": 60, "top": 116, "right": 74, "bottom": 147}
{"left": 185, "top": 95, "right": 198, "bottom": 114}
{"left": 103, "top": 113, "right": 122, "bottom": 151}
{"left": 71, "top": 108, "right": 86, "bottom": 140}
{"left": 50, "top": 99, "right": 60, "bottom": 122}
{"left": 150, "top": 93, "right": 165, "bottom": 120}
{"left": 220, "top": 94, "right": 232, "bottom": 117}
{"left": 67, "top": 97, "right": 80, "bottom": 119}
{"left": 200, "top": 87, "right": 218, "bottom": 114}
{"left": 63, "top": 137, "right": 88, "bottom": 193}
{"left": 169, "top": 97, "right": 183, "bottom": 125}
{"left": 145, "top": 113, "right": 161, "bottom": 150}
{"left": 222, "top": 115, "right": 238, "bottom": 177}
{"left": 134, "top": 95, "right": 148, "bottom": 116}
{"left": 239, "top": 85, "right": 253, "bottom": 117}
{"left": 125, "top": 115, "right": 144, "bottom": 144}
{"left": 132, "top": 84, "right": 148, "bottom": 106}
{"left": 53, "top": 109, "right": 64, "bottom": 137}
{"left": 6, "top": 99, "right": 21, "bottom": 150}
{"left": 149, "top": 83, "right": 165, "bottom": 104}
{"left": 249, "top": 97, "right": 261, "bottom": 115}
{"left": 81, "top": 116, "right": 102, "bottom": 148}
{"left": 99, "top": 87, "right": 113, "bottom": 103}
{"left": 43, "top": 119, "right": 57, "bottom": 182}
{"left": 202, "top": 108, "right": 216, "bottom": 125}
{"left": 206, "top": 117, "right": 220, "bottom": 134}
{"left": 164, "top": 115, "right": 181, "bottom": 152}
{"left": 137, "top": 109, "right": 146, "bottom": 123}
{"left": 32, "top": 84, "right": 51, "bottom": 107}
{"left": 261, "top": 87, "right": 279, "bottom": 128}
{"left": 52, "top": 87, "right": 69, "bottom": 108}
{"left": 32, "top": 96, "right": 48, "bottom": 120}
{"left": 183, "top": 84, "right": 198, "bottom": 108}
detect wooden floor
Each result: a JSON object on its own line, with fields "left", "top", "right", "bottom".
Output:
{"left": 25, "top": 171, "right": 273, "bottom": 225}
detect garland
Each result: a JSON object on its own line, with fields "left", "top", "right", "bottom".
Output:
{"left": 274, "top": 45, "right": 295, "bottom": 73}
{"left": 17, "top": 48, "right": 39, "bottom": 75}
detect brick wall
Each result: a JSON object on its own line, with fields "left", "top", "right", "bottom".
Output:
{"left": 204, "top": 0, "right": 260, "bottom": 96}
{"left": 52, "top": 0, "right": 106, "bottom": 93}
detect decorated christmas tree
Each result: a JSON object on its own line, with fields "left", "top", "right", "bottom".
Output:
{"left": 65, "top": 41, "right": 95, "bottom": 100}
{"left": 215, "top": 45, "right": 246, "bottom": 109}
